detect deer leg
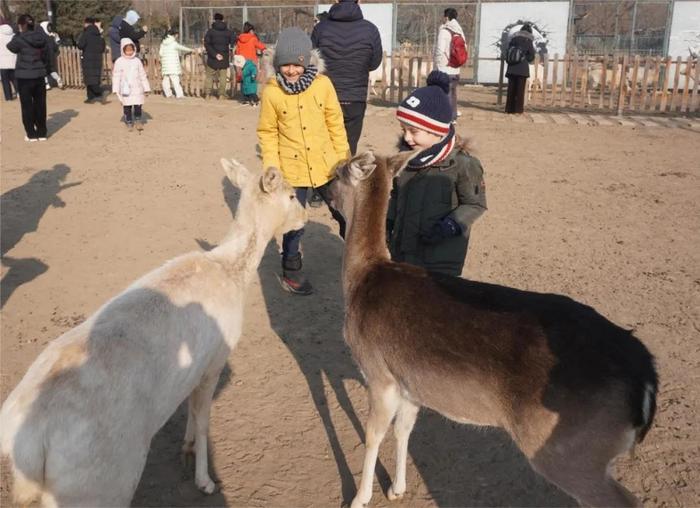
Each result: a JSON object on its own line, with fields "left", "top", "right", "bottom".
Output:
{"left": 189, "top": 367, "right": 223, "bottom": 494}
{"left": 351, "top": 382, "right": 401, "bottom": 508}
{"left": 182, "top": 398, "right": 196, "bottom": 455}
{"left": 531, "top": 427, "right": 640, "bottom": 508}
{"left": 387, "top": 398, "right": 419, "bottom": 501}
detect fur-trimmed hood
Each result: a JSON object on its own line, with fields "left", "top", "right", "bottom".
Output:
{"left": 262, "top": 47, "right": 326, "bottom": 79}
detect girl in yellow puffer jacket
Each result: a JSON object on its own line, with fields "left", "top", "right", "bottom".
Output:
{"left": 257, "top": 27, "right": 350, "bottom": 295}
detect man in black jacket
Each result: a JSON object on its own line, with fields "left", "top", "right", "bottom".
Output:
{"left": 311, "top": 0, "right": 382, "bottom": 155}
{"left": 118, "top": 10, "right": 147, "bottom": 56}
{"left": 505, "top": 23, "right": 535, "bottom": 114}
{"left": 203, "top": 13, "right": 236, "bottom": 99}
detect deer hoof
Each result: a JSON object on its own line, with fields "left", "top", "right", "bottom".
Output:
{"left": 387, "top": 485, "right": 405, "bottom": 501}
{"left": 196, "top": 477, "right": 217, "bottom": 495}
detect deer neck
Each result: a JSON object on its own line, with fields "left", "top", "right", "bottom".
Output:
{"left": 342, "top": 169, "right": 391, "bottom": 296}
{"left": 212, "top": 217, "right": 271, "bottom": 286}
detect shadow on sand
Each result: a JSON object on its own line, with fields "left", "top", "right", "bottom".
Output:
{"left": 0, "top": 164, "right": 81, "bottom": 308}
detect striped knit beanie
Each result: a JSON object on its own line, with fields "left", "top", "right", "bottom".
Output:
{"left": 396, "top": 71, "right": 452, "bottom": 136}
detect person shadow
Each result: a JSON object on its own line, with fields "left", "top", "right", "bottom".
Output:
{"left": 212, "top": 174, "right": 379, "bottom": 503}
{"left": 0, "top": 164, "right": 81, "bottom": 308}
{"left": 47, "top": 109, "right": 78, "bottom": 136}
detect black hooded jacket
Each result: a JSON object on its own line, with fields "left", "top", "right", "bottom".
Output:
{"left": 505, "top": 30, "right": 535, "bottom": 78}
{"left": 311, "top": 0, "right": 382, "bottom": 102}
{"left": 77, "top": 24, "right": 106, "bottom": 85}
{"left": 6, "top": 29, "right": 50, "bottom": 79}
{"left": 204, "top": 20, "right": 236, "bottom": 69}
{"left": 118, "top": 18, "right": 146, "bottom": 53}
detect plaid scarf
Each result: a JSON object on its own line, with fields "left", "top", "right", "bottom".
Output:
{"left": 276, "top": 65, "right": 318, "bottom": 94}
{"left": 407, "top": 125, "right": 457, "bottom": 169}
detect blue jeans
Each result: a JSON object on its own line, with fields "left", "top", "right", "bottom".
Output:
{"left": 282, "top": 182, "right": 345, "bottom": 261}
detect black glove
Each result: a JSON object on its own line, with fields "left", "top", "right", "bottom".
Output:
{"left": 420, "top": 217, "right": 462, "bottom": 245}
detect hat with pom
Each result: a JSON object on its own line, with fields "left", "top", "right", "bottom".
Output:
{"left": 396, "top": 71, "right": 453, "bottom": 136}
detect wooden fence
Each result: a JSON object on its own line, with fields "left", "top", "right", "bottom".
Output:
{"left": 57, "top": 47, "right": 699, "bottom": 114}
{"left": 518, "top": 54, "right": 699, "bottom": 115}
{"left": 370, "top": 51, "right": 699, "bottom": 115}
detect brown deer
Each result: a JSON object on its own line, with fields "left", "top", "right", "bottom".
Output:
{"left": 327, "top": 150, "right": 658, "bottom": 508}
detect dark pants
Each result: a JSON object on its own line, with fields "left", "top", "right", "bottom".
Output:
{"left": 243, "top": 93, "right": 259, "bottom": 104}
{"left": 505, "top": 75, "right": 527, "bottom": 114}
{"left": 17, "top": 78, "right": 47, "bottom": 139}
{"left": 448, "top": 74, "right": 459, "bottom": 120}
{"left": 86, "top": 84, "right": 103, "bottom": 100}
{"left": 1, "top": 69, "right": 17, "bottom": 100}
{"left": 123, "top": 104, "right": 143, "bottom": 123}
{"left": 282, "top": 181, "right": 345, "bottom": 261}
{"left": 340, "top": 101, "right": 367, "bottom": 155}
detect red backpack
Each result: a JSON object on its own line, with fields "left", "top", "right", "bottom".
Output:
{"left": 446, "top": 28, "right": 468, "bottom": 68}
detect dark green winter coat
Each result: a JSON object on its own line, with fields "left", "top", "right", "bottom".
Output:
{"left": 387, "top": 145, "right": 487, "bottom": 276}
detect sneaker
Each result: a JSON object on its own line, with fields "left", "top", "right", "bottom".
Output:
{"left": 280, "top": 273, "right": 313, "bottom": 295}
{"left": 126, "top": 122, "right": 134, "bottom": 132}
{"left": 38, "top": 137, "right": 47, "bottom": 141}
{"left": 24, "top": 136, "right": 37, "bottom": 142}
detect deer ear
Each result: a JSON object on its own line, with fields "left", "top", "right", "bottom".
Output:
{"left": 339, "top": 151, "right": 376, "bottom": 186}
{"left": 221, "top": 158, "right": 252, "bottom": 188}
{"left": 261, "top": 167, "right": 282, "bottom": 193}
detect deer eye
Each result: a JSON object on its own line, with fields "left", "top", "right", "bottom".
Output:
{"left": 289, "top": 194, "right": 295, "bottom": 201}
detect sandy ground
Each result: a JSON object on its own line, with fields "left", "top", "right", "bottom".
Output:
{"left": 1, "top": 88, "right": 699, "bottom": 507}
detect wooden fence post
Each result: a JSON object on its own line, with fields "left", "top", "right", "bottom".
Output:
{"left": 551, "top": 53, "right": 559, "bottom": 107}
{"left": 649, "top": 56, "right": 661, "bottom": 111}
{"left": 497, "top": 57, "right": 505, "bottom": 106}
{"left": 690, "top": 59, "right": 700, "bottom": 114}
{"left": 617, "top": 54, "right": 628, "bottom": 116}
{"left": 680, "top": 56, "right": 693, "bottom": 113}
{"left": 579, "top": 54, "right": 589, "bottom": 108}
{"left": 659, "top": 57, "right": 672, "bottom": 112}
{"left": 629, "top": 55, "right": 640, "bottom": 110}
{"left": 569, "top": 53, "right": 578, "bottom": 106}
{"left": 671, "top": 56, "right": 682, "bottom": 111}
{"left": 598, "top": 55, "right": 607, "bottom": 109}
{"left": 560, "top": 54, "right": 569, "bottom": 108}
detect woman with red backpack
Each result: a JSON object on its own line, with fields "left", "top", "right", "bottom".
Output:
{"left": 434, "top": 8, "right": 468, "bottom": 122}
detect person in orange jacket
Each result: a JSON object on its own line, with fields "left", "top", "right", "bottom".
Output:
{"left": 235, "top": 22, "right": 265, "bottom": 63}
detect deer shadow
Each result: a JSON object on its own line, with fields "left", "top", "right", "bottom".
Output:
{"left": 10, "top": 288, "right": 230, "bottom": 507}
{"left": 0, "top": 164, "right": 81, "bottom": 308}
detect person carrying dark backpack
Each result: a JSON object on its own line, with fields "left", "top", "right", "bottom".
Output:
{"left": 505, "top": 23, "right": 535, "bottom": 114}
{"left": 434, "top": 8, "right": 467, "bottom": 121}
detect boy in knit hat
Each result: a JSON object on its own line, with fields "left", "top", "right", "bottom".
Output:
{"left": 387, "top": 70, "right": 487, "bottom": 276}
{"left": 257, "top": 27, "right": 350, "bottom": 295}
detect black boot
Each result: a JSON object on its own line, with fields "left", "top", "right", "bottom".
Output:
{"left": 280, "top": 253, "right": 313, "bottom": 295}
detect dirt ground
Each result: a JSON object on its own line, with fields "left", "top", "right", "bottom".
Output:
{"left": 1, "top": 88, "right": 699, "bottom": 507}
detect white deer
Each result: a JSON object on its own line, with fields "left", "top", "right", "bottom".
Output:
{"left": 0, "top": 160, "right": 306, "bottom": 507}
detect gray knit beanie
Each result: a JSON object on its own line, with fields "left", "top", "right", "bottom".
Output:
{"left": 274, "top": 27, "right": 312, "bottom": 69}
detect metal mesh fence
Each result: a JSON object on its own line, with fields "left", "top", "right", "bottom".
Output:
{"left": 181, "top": 0, "right": 682, "bottom": 57}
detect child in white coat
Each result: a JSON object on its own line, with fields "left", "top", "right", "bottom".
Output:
{"left": 158, "top": 28, "right": 195, "bottom": 98}
{"left": 112, "top": 38, "right": 150, "bottom": 131}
